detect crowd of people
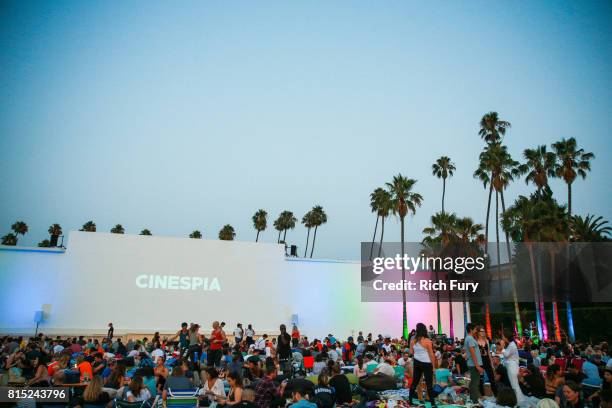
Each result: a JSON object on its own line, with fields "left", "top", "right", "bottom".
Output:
{"left": 1, "top": 320, "right": 611, "bottom": 408}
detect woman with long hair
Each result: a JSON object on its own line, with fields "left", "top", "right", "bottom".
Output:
{"left": 126, "top": 374, "right": 152, "bottom": 402}
{"left": 353, "top": 355, "right": 367, "bottom": 378}
{"left": 477, "top": 325, "right": 497, "bottom": 396}
{"left": 500, "top": 329, "right": 526, "bottom": 403}
{"left": 216, "top": 371, "right": 243, "bottom": 406}
{"left": 27, "top": 354, "right": 50, "bottom": 387}
{"left": 314, "top": 369, "right": 335, "bottom": 408}
{"left": 408, "top": 323, "right": 437, "bottom": 407}
{"left": 200, "top": 367, "right": 226, "bottom": 402}
{"left": 81, "top": 375, "right": 111, "bottom": 405}
{"left": 105, "top": 364, "right": 127, "bottom": 389}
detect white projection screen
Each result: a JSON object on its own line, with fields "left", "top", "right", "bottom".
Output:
{"left": 0, "top": 232, "right": 463, "bottom": 338}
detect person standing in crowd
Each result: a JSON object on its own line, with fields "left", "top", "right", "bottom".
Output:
{"left": 170, "top": 322, "right": 190, "bottom": 357}
{"left": 278, "top": 325, "right": 292, "bottom": 375}
{"left": 107, "top": 323, "right": 114, "bottom": 341}
{"left": 409, "top": 322, "right": 437, "bottom": 407}
{"left": 188, "top": 323, "right": 202, "bottom": 364}
{"left": 500, "top": 328, "right": 527, "bottom": 403}
{"left": 209, "top": 321, "right": 227, "bottom": 368}
{"left": 254, "top": 366, "right": 278, "bottom": 408}
{"left": 291, "top": 325, "right": 300, "bottom": 348}
{"left": 464, "top": 323, "right": 484, "bottom": 403}
{"left": 246, "top": 325, "right": 255, "bottom": 346}
{"left": 477, "top": 325, "right": 497, "bottom": 397}
{"left": 234, "top": 323, "right": 244, "bottom": 346}
{"left": 329, "top": 363, "right": 352, "bottom": 406}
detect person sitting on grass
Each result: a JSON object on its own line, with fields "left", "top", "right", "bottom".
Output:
{"left": 125, "top": 374, "right": 152, "bottom": 402}
{"left": 434, "top": 356, "right": 460, "bottom": 403}
{"left": 162, "top": 365, "right": 194, "bottom": 400}
{"left": 216, "top": 371, "right": 244, "bottom": 406}
{"left": 329, "top": 363, "right": 352, "bottom": 406}
{"left": 313, "top": 369, "right": 335, "bottom": 408}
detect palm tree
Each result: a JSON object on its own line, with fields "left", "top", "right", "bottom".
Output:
{"left": 1, "top": 233, "right": 17, "bottom": 246}
{"left": 551, "top": 137, "right": 594, "bottom": 342}
{"left": 219, "top": 224, "right": 236, "bottom": 240}
{"left": 110, "top": 224, "right": 125, "bottom": 234}
{"left": 386, "top": 175, "right": 423, "bottom": 338}
{"left": 189, "top": 230, "right": 202, "bottom": 239}
{"left": 302, "top": 210, "right": 315, "bottom": 257}
{"left": 369, "top": 188, "right": 386, "bottom": 260}
{"left": 140, "top": 229, "right": 152, "bottom": 236}
{"left": 280, "top": 211, "right": 297, "bottom": 243}
{"left": 518, "top": 145, "right": 557, "bottom": 191}
{"left": 455, "top": 216, "right": 484, "bottom": 334}
{"left": 252, "top": 210, "right": 268, "bottom": 242}
{"left": 80, "top": 221, "right": 97, "bottom": 232}
{"left": 432, "top": 156, "right": 456, "bottom": 213}
{"left": 478, "top": 111, "right": 511, "bottom": 144}
{"left": 376, "top": 190, "right": 393, "bottom": 258}
{"left": 273, "top": 214, "right": 284, "bottom": 243}
{"left": 571, "top": 214, "right": 611, "bottom": 241}
{"left": 38, "top": 239, "right": 51, "bottom": 247}
{"left": 48, "top": 224, "right": 62, "bottom": 237}
{"left": 423, "top": 211, "right": 458, "bottom": 335}
{"left": 474, "top": 140, "right": 522, "bottom": 337}
{"left": 552, "top": 137, "right": 594, "bottom": 217}
{"left": 11, "top": 221, "right": 28, "bottom": 244}
{"left": 309, "top": 205, "right": 327, "bottom": 258}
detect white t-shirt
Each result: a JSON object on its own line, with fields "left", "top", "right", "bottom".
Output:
{"left": 53, "top": 345, "right": 64, "bottom": 354}
{"left": 245, "top": 329, "right": 254, "bottom": 338}
{"left": 328, "top": 349, "right": 339, "bottom": 362}
{"left": 397, "top": 357, "right": 411, "bottom": 367}
{"left": 127, "top": 388, "right": 151, "bottom": 402}
{"left": 127, "top": 350, "right": 139, "bottom": 357}
{"left": 234, "top": 328, "right": 243, "bottom": 338}
{"left": 376, "top": 362, "right": 395, "bottom": 377}
{"left": 255, "top": 338, "right": 266, "bottom": 350}
{"left": 200, "top": 378, "right": 226, "bottom": 398}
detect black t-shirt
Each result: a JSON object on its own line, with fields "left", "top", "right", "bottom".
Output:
{"left": 277, "top": 333, "right": 292, "bottom": 359}
{"left": 313, "top": 386, "right": 335, "bottom": 408}
{"left": 329, "top": 374, "right": 351, "bottom": 404}
{"left": 454, "top": 354, "right": 468, "bottom": 374}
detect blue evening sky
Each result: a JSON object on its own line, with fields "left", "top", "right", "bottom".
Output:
{"left": 1, "top": 0, "right": 611, "bottom": 259}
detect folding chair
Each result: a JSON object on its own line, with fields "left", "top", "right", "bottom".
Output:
{"left": 165, "top": 389, "right": 200, "bottom": 408}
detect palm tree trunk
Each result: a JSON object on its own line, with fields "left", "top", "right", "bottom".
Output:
{"left": 304, "top": 228, "right": 311, "bottom": 258}
{"left": 550, "top": 250, "right": 561, "bottom": 342}
{"left": 310, "top": 226, "right": 318, "bottom": 258}
{"left": 401, "top": 216, "right": 408, "bottom": 339}
{"left": 435, "top": 268, "right": 441, "bottom": 334}
{"left": 495, "top": 191, "right": 502, "bottom": 297}
{"left": 369, "top": 216, "right": 379, "bottom": 260}
{"left": 377, "top": 216, "right": 385, "bottom": 257}
{"left": 484, "top": 183, "right": 493, "bottom": 339}
{"left": 566, "top": 181, "right": 576, "bottom": 342}
{"left": 442, "top": 178, "right": 446, "bottom": 214}
{"left": 448, "top": 288, "right": 454, "bottom": 339}
{"left": 277, "top": 230, "right": 281, "bottom": 243}
{"left": 527, "top": 242, "right": 543, "bottom": 340}
{"left": 537, "top": 250, "right": 549, "bottom": 341}
{"left": 256, "top": 230, "right": 260, "bottom": 242}
{"left": 283, "top": 229, "right": 287, "bottom": 242}
{"left": 500, "top": 190, "right": 522, "bottom": 335}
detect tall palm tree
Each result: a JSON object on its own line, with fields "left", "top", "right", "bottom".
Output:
{"left": 110, "top": 224, "right": 125, "bottom": 234}
{"left": 423, "top": 211, "right": 458, "bottom": 335}
{"left": 386, "top": 175, "right": 423, "bottom": 338}
{"left": 552, "top": 137, "right": 594, "bottom": 218}
{"left": 551, "top": 137, "right": 594, "bottom": 342}
{"left": 571, "top": 214, "right": 611, "bottom": 241}
{"left": 376, "top": 190, "right": 393, "bottom": 258}
{"left": 455, "top": 216, "right": 484, "bottom": 334}
{"left": 369, "top": 188, "right": 386, "bottom": 260}
{"left": 432, "top": 156, "right": 456, "bottom": 213}
{"left": 302, "top": 210, "right": 315, "bottom": 257}
{"left": 279, "top": 211, "right": 297, "bottom": 243}
{"left": 519, "top": 144, "right": 559, "bottom": 338}
{"left": 309, "top": 205, "right": 327, "bottom": 258}
{"left": 189, "top": 230, "right": 202, "bottom": 239}
{"left": 252, "top": 209, "right": 268, "bottom": 242}
{"left": 140, "top": 229, "right": 152, "bottom": 236}
{"left": 1, "top": 233, "right": 17, "bottom": 246}
{"left": 11, "top": 221, "right": 28, "bottom": 244}
{"left": 474, "top": 140, "right": 522, "bottom": 337}
{"left": 219, "top": 225, "right": 236, "bottom": 240}
{"left": 518, "top": 145, "right": 557, "bottom": 191}
{"left": 478, "top": 111, "right": 511, "bottom": 144}
{"left": 80, "top": 221, "right": 97, "bottom": 232}
{"left": 273, "top": 214, "right": 284, "bottom": 243}
{"left": 48, "top": 224, "right": 62, "bottom": 238}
